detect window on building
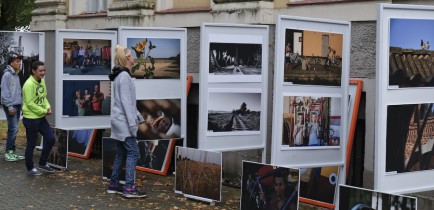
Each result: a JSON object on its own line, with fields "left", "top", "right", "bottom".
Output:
{"left": 69, "top": 0, "right": 111, "bottom": 16}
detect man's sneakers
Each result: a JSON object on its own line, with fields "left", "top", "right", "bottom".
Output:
{"left": 4, "top": 150, "right": 24, "bottom": 162}
{"left": 37, "top": 164, "right": 56, "bottom": 173}
{"left": 27, "top": 168, "right": 42, "bottom": 176}
{"left": 107, "top": 184, "right": 124, "bottom": 194}
{"left": 122, "top": 185, "right": 147, "bottom": 198}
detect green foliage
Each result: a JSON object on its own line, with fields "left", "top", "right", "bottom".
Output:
{"left": 0, "top": 0, "right": 36, "bottom": 30}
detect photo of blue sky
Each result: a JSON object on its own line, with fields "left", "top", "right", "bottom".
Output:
{"left": 127, "top": 38, "right": 180, "bottom": 59}
{"left": 390, "top": 18, "right": 434, "bottom": 49}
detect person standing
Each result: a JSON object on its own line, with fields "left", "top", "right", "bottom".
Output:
{"left": 107, "top": 45, "right": 146, "bottom": 198}
{"left": 22, "top": 61, "right": 56, "bottom": 175}
{"left": 1, "top": 53, "right": 25, "bottom": 161}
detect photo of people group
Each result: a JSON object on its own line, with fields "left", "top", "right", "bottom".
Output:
{"left": 63, "top": 38, "right": 112, "bottom": 75}
{"left": 127, "top": 38, "right": 181, "bottom": 79}
{"left": 209, "top": 42, "right": 262, "bottom": 76}
{"left": 63, "top": 80, "right": 111, "bottom": 117}
{"left": 282, "top": 96, "right": 341, "bottom": 148}
{"left": 136, "top": 99, "right": 181, "bottom": 140}
{"left": 284, "top": 29, "right": 343, "bottom": 86}
{"left": 241, "top": 161, "right": 299, "bottom": 210}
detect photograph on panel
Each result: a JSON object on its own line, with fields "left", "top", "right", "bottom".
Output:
{"left": 47, "top": 128, "right": 68, "bottom": 169}
{"left": 207, "top": 92, "right": 261, "bottom": 135}
{"left": 127, "top": 38, "right": 180, "bottom": 79}
{"left": 136, "top": 139, "right": 176, "bottom": 174}
{"left": 136, "top": 99, "right": 181, "bottom": 140}
{"left": 299, "top": 166, "right": 339, "bottom": 205}
{"left": 209, "top": 42, "right": 262, "bottom": 76}
{"left": 389, "top": 18, "right": 434, "bottom": 88}
{"left": 67, "top": 129, "right": 96, "bottom": 158}
{"left": 281, "top": 96, "right": 341, "bottom": 148}
{"left": 386, "top": 103, "right": 434, "bottom": 174}
{"left": 240, "top": 161, "right": 299, "bottom": 210}
{"left": 175, "top": 147, "right": 222, "bottom": 201}
{"left": 284, "top": 29, "right": 343, "bottom": 86}
{"left": 62, "top": 80, "right": 111, "bottom": 117}
{"left": 63, "top": 38, "right": 111, "bottom": 75}
{"left": 0, "top": 31, "right": 41, "bottom": 86}
{"left": 102, "top": 137, "right": 126, "bottom": 181}
{"left": 339, "top": 185, "right": 417, "bottom": 210}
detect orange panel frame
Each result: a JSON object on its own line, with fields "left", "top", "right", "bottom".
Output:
{"left": 135, "top": 139, "right": 176, "bottom": 176}
{"left": 67, "top": 129, "right": 98, "bottom": 159}
{"left": 346, "top": 80, "right": 363, "bottom": 179}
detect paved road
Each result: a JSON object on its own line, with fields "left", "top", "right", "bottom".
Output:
{"left": 0, "top": 144, "right": 240, "bottom": 209}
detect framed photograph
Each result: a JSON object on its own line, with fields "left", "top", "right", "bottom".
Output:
{"left": 339, "top": 185, "right": 417, "bottom": 210}
{"left": 198, "top": 23, "right": 268, "bottom": 152}
{"left": 136, "top": 99, "right": 181, "bottom": 140}
{"left": 209, "top": 42, "right": 262, "bottom": 77}
{"left": 201, "top": 23, "right": 269, "bottom": 83}
{"left": 345, "top": 80, "right": 363, "bottom": 179}
{"left": 102, "top": 137, "right": 125, "bottom": 181}
{"left": 67, "top": 129, "right": 97, "bottom": 159}
{"left": 47, "top": 128, "right": 68, "bottom": 169}
{"left": 389, "top": 18, "right": 434, "bottom": 88}
{"left": 136, "top": 138, "right": 177, "bottom": 175}
{"left": 386, "top": 103, "right": 434, "bottom": 174}
{"left": 283, "top": 28, "right": 343, "bottom": 86}
{"left": 62, "top": 80, "right": 111, "bottom": 117}
{"left": 240, "top": 161, "right": 300, "bottom": 210}
{"left": 271, "top": 15, "right": 349, "bottom": 168}
{"left": 175, "top": 146, "right": 222, "bottom": 202}
{"left": 55, "top": 29, "right": 116, "bottom": 129}
{"left": 376, "top": 4, "right": 434, "bottom": 193}
{"left": 118, "top": 27, "right": 187, "bottom": 146}
{"left": 207, "top": 89, "right": 261, "bottom": 136}
{"left": 299, "top": 166, "right": 339, "bottom": 209}
{"left": 62, "top": 38, "right": 111, "bottom": 75}
{"left": 0, "top": 31, "right": 45, "bottom": 120}
{"left": 281, "top": 96, "right": 342, "bottom": 149}
{"left": 126, "top": 37, "right": 180, "bottom": 79}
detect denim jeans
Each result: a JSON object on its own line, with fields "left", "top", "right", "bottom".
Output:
{"left": 3, "top": 105, "right": 21, "bottom": 151}
{"left": 22, "top": 117, "right": 55, "bottom": 171}
{"left": 110, "top": 137, "right": 139, "bottom": 189}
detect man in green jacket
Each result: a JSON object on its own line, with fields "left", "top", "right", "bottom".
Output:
{"left": 22, "top": 61, "right": 55, "bottom": 175}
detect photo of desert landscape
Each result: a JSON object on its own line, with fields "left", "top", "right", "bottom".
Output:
{"left": 207, "top": 91, "right": 261, "bottom": 134}
{"left": 127, "top": 38, "right": 180, "bottom": 79}
{"left": 175, "top": 147, "right": 222, "bottom": 201}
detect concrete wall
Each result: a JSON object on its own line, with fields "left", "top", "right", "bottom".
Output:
{"left": 173, "top": 0, "right": 210, "bottom": 9}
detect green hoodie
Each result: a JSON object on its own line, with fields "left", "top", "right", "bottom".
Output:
{"left": 22, "top": 76, "right": 51, "bottom": 119}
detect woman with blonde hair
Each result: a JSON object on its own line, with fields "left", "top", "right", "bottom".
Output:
{"left": 107, "top": 45, "right": 146, "bottom": 198}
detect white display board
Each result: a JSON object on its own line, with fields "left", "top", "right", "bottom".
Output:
{"left": 271, "top": 15, "right": 350, "bottom": 168}
{"left": 55, "top": 29, "right": 117, "bottom": 129}
{"left": 118, "top": 27, "right": 187, "bottom": 146}
{"left": 375, "top": 3, "right": 434, "bottom": 193}
{"left": 198, "top": 23, "right": 269, "bottom": 153}
{"left": 0, "top": 31, "right": 45, "bottom": 120}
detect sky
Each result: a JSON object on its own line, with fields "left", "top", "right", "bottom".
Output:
{"left": 208, "top": 92, "right": 261, "bottom": 112}
{"left": 127, "top": 38, "right": 180, "bottom": 59}
{"left": 390, "top": 18, "right": 434, "bottom": 49}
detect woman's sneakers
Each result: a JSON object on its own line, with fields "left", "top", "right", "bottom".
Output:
{"left": 122, "top": 185, "right": 147, "bottom": 198}
{"left": 107, "top": 184, "right": 124, "bottom": 194}
{"left": 27, "top": 168, "right": 42, "bottom": 176}
{"left": 37, "top": 164, "right": 55, "bottom": 173}
{"left": 4, "top": 150, "right": 24, "bottom": 162}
